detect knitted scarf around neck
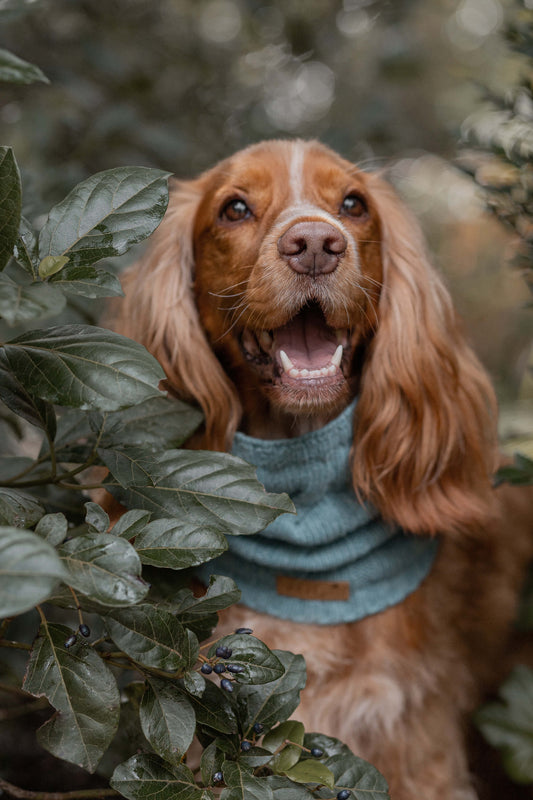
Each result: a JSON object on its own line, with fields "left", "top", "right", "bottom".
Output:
{"left": 199, "top": 400, "right": 439, "bottom": 625}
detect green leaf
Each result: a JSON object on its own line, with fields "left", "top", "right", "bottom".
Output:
{"left": 0, "top": 273, "right": 66, "bottom": 324}
{"left": 38, "top": 167, "right": 171, "bottom": 269}
{"left": 221, "top": 761, "right": 274, "bottom": 800}
{"left": 265, "top": 776, "right": 315, "bottom": 799}
{"left": 238, "top": 650, "right": 307, "bottom": 737}
{"left": 0, "top": 47, "right": 49, "bottom": 84}
{"left": 201, "top": 741, "right": 223, "bottom": 787}
{"left": 208, "top": 634, "right": 284, "bottom": 685}
{"left": 23, "top": 622, "right": 120, "bottom": 773}
{"left": 111, "top": 753, "right": 204, "bottom": 800}
{"left": 324, "top": 753, "right": 390, "bottom": 799}
{"left": 0, "top": 527, "right": 67, "bottom": 617}
{"left": 263, "top": 721, "right": 305, "bottom": 774}
{"left": 111, "top": 508, "right": 152, "bottom": 539}
{"left": 181, "top": 669, "right": 205, "bottom": 697}
{"left": 93, "top": 395, "right": 203, "bottom": 451}
{"left": 0, "top": 147, "right": 22, "bottom": 271}
{"left": 476, "top": 665, "right": 533, "bottom": 784}
{"left": 283, "top": 761, "right": 335, "bottom": 790}
{"left": 35, "top": 513, "right": 68, "bottom": 546}
{"left": 104, "top": 448, "right": 295, "bottom": 533}
{"left": 2, "top": 324, "right": 165, "bottom": 411}
{"left": 13, "top": 217, "right": 38, "bottom": 277}
{"left": 174, "top": 576, "right": 241, "bottom": 623}
{"left": 49, "top": 264, "right": 124, "bottom": 298}
{"left": 0, "top": 487, "right": 45, "bottom": 527}
{"left": 38, "top": 254, "right": 70, "bottom": 278}
{"left": 186, "top": 679, "right": 238, "bottom": 734}
{"left": 0, "top": 358, "right": 56, "bottom": 436}
{"left": 58, "top": 533, "right": 149, "bottom": 607}
{"left": 140, "top": 678, "right": 196, "bottom": 763}
{"left": 105, "top": 604, "right": 198, "bottom": 672}
{"left": 133, "top": 518, "right": 227, "bottom": 569}
{"left": 84, "top": 501, "right": 110, "bottom": 533}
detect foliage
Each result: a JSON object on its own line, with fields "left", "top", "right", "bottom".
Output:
{"left": 0, "top": 48, "right": 389, "bottom": 800}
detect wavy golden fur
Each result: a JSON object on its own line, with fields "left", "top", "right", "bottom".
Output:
{"left": 110, "top": 140, "right": 532, "bottom": 799}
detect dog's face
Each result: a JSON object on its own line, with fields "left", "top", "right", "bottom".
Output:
{"left": 192, "top": 141, "right": 383, "bottom": 418}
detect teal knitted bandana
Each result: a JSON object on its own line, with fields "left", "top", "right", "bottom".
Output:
{"left": 199, "top": 400, "right": 439, "bottom": 625}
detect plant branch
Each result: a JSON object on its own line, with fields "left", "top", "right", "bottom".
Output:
{"left": 0, "top": 779, "right": 119, "bottom": 800}
{"left": 0, "top": 639, "right": 32, "bottom": 651}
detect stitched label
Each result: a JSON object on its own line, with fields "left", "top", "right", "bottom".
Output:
{"left": 276, "top": 575, "right": 350, "bottom": 602}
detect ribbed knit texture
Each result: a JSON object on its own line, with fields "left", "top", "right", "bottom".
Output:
{"left": 199, "top": 400, "right": 439, "bottom": 624}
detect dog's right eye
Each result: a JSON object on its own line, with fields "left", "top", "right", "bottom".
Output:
{"left": 220, "top": 198, "right": 252, "bottom": 222}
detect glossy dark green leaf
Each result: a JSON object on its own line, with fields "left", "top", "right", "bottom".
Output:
{"left": 49, "top": 264, "right": 124, "bottom": 298}
{"left": 0, "top": 147, "right": 21, "bottom": 270}
{"left": 0, "top": 47, "right": 49, "bottom": 84}
{"left": 221, "top": 761, "right": 274, "bottom": 800}
{"left": 174, "top": 576, "right": 241, "bottom": 623}
{"left": 283, "top": 761, "right": 335, "bottom": 790}
{"left": 2, "top": 325, "right": 165, "bottom": 411}
{"left": 105, "top": 604, "right": 198, "bottom": 672}
{"left": 324, "top": 753, "right": 390, "bottom": 799}
{"left": 38, "top": 167, "right": 171, "bottom": 268}
{"left": 208, "top": 634, "right": 284, "bottom": 685}
{"left": 0, "top": 272, "right": 66, "bottom": 323}
{"left": 263, "top": 721, "right": 304, "bottom": 774}
{"left": 200, "top": 741, "right": 223, "bottom": 787}
{"left": 0, "top": 487, "right": 45, "bottom": 527}
{"left": 111, "top": 753, "right": 204, "bottom": 800}
{"left": 23, "top": 622, "right": 120, "bottom": 773}
{"left": 140, "top": 678, "right": 196, "bottom": 763}
{"left": 265, "top": 776, "right": 315, "bottom": 799}
{"left": 58, "top": 532, "right": 149, "bottom": 606}
{"left": 0, "top": 526, "right": 67, "bottom": 616}
{"left": 104, "top": 448, "right": 294, "bottom": 533}
{"left": 187, "top": 679, "right": 238, "bottom": 734}
{"left": 93, "top": 395, "right": 203, "bottom": 450}
{"left": 0, "top": 357, "right": 56, "bottom": 436}
{"left": 476, "top": 665, "right": 533, "bottom": 784}
{"left": 111, "top": 508, "right": 152, "bottom": 539}
{"left": 84, "top": 501, "right": 110, "bottom": 533}
{"left": 35, "top": 513, "right": 69, "bottom": 545}
{"left": 13, "top": 217, "right": 38, "bottom": 277}
{"left": 133, "top": 518, "right": 227, "bottom": 569}
{"left": 239, "top": 650, "right": 307, "bottom": 737}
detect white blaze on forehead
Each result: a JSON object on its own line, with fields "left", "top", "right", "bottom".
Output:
{"left": 289, "top": 140, "right": 307, "bottom": 203}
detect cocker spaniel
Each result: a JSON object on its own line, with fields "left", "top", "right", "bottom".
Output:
{"left": 111, "top": 140, "right": 533, "bottom": 799}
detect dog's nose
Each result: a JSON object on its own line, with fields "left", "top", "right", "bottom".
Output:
{"left": 278, "top": 221, "right": 347, "bottom": 277}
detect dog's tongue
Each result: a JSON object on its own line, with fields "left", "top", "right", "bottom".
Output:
{"left": 273, "top": 306, "right": 337, "bottom": 369}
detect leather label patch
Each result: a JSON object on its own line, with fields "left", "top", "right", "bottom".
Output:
{"left": 276, "top": 575, "right": 350, "bottom": 602}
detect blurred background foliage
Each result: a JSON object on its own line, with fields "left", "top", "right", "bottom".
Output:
{"left": 1, "top": 0, "right": 532, "bottom": 444}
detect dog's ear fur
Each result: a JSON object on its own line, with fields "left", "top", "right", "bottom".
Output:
{"left": 110, "top": 178, "right": 241, "bottom": 450}
{"left": 352, "top": 175, "right": 499, "bottom": 536}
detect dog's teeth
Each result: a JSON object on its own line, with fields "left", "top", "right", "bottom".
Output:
{"left": 289, "top": 368, "right": 299, "bottom": 378}
{"left": 331, "top": 344, "right": 343, "bottom": 368}
{"left": 279, "top": 350, "right": 294, "bottom": 372}
{"left": 259, "top": 331, "right": 272, "bottom": 350}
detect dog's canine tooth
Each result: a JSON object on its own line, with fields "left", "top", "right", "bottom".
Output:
{"left": 331, "top": 344, "right": 343, "bottom": 368}
{"left": 279, "top": 350, "right": 294, "bottom": 372}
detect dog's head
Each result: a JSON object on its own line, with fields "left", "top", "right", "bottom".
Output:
{"left": 115, "top": 140, "right": 498, "bottom": 535}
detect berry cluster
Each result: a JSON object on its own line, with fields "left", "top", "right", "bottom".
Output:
{"left": 199, "top": 628, "right": 253, "bottom": 691}
{"left": 64, "top": 623, "right": 91, "bottom": 648}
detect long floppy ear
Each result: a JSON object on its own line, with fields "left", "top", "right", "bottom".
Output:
{"left": 110, "top": 178, "right": 241, "bottom": 451}
{"left": 352, "top": 175, "right": 499, "bottom": 536}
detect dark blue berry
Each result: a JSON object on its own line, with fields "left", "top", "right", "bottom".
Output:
{"left": 235, "top": 627, "right": 253, "bottom": 634}
{"left": 79, "top": 624, "right": 90, "bottom": 638}
{"left": 213, "top": 772, "right": 224, "bottom": 784}
{"left": 215, "top": 645, "right": 232, "bottom": 658}
{"left": 337, "top": 791, "right": 351, "bottom": 800}
{"left": 227, "top": 664, "right": 245, "bottom": 673}
{"left": 200, "top": 663, "right": 213, "bottom": 674}
{"left": 214, "top": 663, "right": 226, "bottom": 674}
{"left": 311, "top": 747, "right": 324, "bottom": 758}
{"left": 252, "top": 722, "right": 264, "bottom": 734}
{"left": 220, "top": 678, "right": 233, "bottom": 693}
{"left": 240, "top": 740, "right": 252, "bottom": 752}
{"left": 64, "top": 634, "right": 77, "bottom": 648}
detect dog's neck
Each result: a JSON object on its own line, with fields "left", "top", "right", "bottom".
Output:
{"left": 240, "top": 403, "right": 348, "bottom": 439}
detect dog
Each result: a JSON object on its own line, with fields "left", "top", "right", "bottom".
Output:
{"left": 111, "top": 140, "right": 533, "bottom": 799}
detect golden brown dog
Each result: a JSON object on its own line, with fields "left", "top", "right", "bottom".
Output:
{"left": 112, "top": 140, "right": 532, "bottom": 799}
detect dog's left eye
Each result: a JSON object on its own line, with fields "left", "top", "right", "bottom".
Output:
{"left": 221, "top": 198, "right": 252, "bottom": 222}
{"left": 340, "top": 194, "right": 368, "bottom": 218}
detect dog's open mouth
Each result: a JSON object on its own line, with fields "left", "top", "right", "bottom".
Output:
{"left": 240, "top": 303, "right": 350, "bottom": 388}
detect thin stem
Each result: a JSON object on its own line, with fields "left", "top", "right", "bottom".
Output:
{"left": 45, "top": 429, "right": 57, "bottom": 480}
{"left": 0, "top": 640, "right": 32, "bottom": 651}
{"left": 0, "top": 779, "right": 119, "bottom": 800}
